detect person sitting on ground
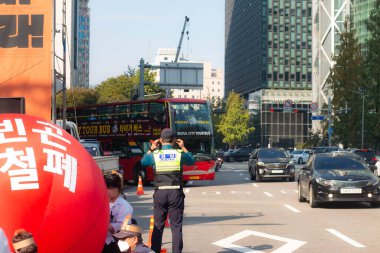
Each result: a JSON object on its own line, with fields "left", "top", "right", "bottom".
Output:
{"left": 113, "top": 224, "right": 154, "bottom": 253}
{"left": 12, "top": 229, "right": 37, "bottom": 253}
{"left": 102, "top": 174, "right": 134, "bottom": 253}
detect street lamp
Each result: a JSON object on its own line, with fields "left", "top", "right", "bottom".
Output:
{"left": 345, "top": 89, "right": 366, "bottom": 149}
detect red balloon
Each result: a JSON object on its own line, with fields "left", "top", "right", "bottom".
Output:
{"left": 0, "top": 114, "right": 109, "bottom": 253}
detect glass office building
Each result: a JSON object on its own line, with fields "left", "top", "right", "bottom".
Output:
{"left": 351, "top": 0, "right": 376, "bottom": 48}
{"left": 225, "top": 0, "right": 313, "bottom": 148}
{"left": 77, "top": 0, "right": 90, "bottom": 88}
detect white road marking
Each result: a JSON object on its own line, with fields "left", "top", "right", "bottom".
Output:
{"left": 212, "top": 230, "right": 306, "bottom": 253}
{"left": 326, "top": 229, "right": 366, "bottom": 248}
{"left": 188, "top": 181, "right": 194, "bottom": 185}
{"left": 222, "top": 164, "right": 234, "bottom": 170}
{"left": 281, "top": 190, "right": 287, "bottom": 194}
{"left": 244, "top": 177, "right": 249, "bottom": 181}
{"left": 239, "top": 173, "right": 244, "bottom": 176}
{"left": 284, "top": 204, "right": 301, "bottom": 213}
{"left": 184, "top": 188, "right": 190, "bottom": 194}
{"left": 264, "top": 192, "right": 273, "bottom": 197}
{"left": 230, "top": 191, "right": 252, "bottom": 195}
{"left": 202, "top": 191, "right": 221, "bottom": 195}
{"left": 252, "top": 183, "right": 259, "bottom": 188}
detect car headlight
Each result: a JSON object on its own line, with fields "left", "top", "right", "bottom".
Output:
{"left": 257, "top": 162, "right": 265, "bottom": 167}
{"left": 316, "top": 178, "right": 335, "bottom": 187}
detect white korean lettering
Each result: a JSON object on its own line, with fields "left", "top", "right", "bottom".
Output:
{"left": 0, "top": 119, "right": 27, "bottom": 144}
{"left": 0, "top": 147, "right": 39, "bottom": 191}
{"left": 32, "top": 121, "right": 71, "bottom": 151}
{"left": 43, "top": 148, "right": 77, "bottom": 193}
{"left": 0, "top": 147, "right": 36, "bottom": 173}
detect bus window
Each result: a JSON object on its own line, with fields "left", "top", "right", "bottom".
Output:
{"left": 115, "top": 104, "right": 131, "bottom": 120}
{"left": 98, "top": 106, "right": 114, "bottom": 120}
{"left": 131, "top": 103, "right": 148, "bottom": 118}
{"left": 149, "top": 102, "right": 167, "bottom": 124}
{"left": 171, "top": 103, "right": 212, "bottom": 133}
{"left": 80, "top": 107, "right": 97, "bottom": 121}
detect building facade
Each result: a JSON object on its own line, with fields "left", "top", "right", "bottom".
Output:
{"left": 77, "top": 0, "right": 90, "bottom": 87}
{"left": 225, "top": 0, "right": 313, "bottom": 148}
{"left": 351, "top": 0, "right": 376, "bottom": 48}
{"left": 55, "top": 0, "right": 90, "bottom": 89}
{"left": 154, "top": 48, "right": 224, "bottom": 100}
{"left": 312, "top": 0, "right": 351, "bottom": 109}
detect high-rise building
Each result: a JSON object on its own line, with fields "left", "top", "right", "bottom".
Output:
{"left": 55, "top": 0, "right": 90, "bottom": 89}
{"left": 351, "top": 0, "right": 376, "bottom": 48}
{"left": 312, "top": 0, "right": 351, "bottom": 108}
{"left": 77, "top": 0, "right": 90, "bottom": 87}
{"left": 225, "top": 0, "right": 313, "bottom": 148}
{"left": 154, "top": 48, "right": 224, "bottom": 100}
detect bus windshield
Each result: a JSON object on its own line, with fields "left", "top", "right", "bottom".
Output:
{"left": 171, "top": 103, "right": 212, "bottom": 135}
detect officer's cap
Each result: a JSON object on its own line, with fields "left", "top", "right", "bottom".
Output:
{"left": 160, "top": 128, "right": 174, "bottom": 140}
{"left": 113, "top": 224, "right": 142, "bottom": 239}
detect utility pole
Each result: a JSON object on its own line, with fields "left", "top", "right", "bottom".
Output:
{"left": 61, "top": 0, "right": 67, "bottom": 129}
{"left": 138, "top": 58, "right": 145, "bottom": 100}
{"left": 361, "top": 92, "right": 365, "bottom": 149}
{"left": 328, "top": 96, "right": 332, "bottom": 147}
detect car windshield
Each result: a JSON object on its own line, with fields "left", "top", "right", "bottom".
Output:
{"left": 315, "top": 157, "right": 367, "bottom": 171}
{"left": 292, "top": 151, "right": 303, "bottom": 154}
{"left": 258, "top": 149, "right": 288, "bottom": 158}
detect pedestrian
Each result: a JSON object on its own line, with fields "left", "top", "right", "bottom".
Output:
{"left": 141, "top": 128, "right": 195, "bottom": 253}
{"left": 102, "top": 174, "right": 134, "bottom": 253}
{"left": 113, "top": 224, "right": 154, "bottom": 253}
{"left": 12, "top": 229, "right": 37, "bottom": 253}
{"left": 0, "top": 228, "right": 10, "bottom": 253}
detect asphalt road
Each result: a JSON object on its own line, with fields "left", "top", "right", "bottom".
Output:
{"left": 124, "top": 162, "right": 380, "bottom": 253}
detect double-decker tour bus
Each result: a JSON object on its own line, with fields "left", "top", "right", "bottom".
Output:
{"left": 64, "top": 98, "right": 216, "bottom": 184}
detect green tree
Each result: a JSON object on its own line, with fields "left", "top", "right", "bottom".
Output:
{"left": 209, "top": 96, "right": 226, "bottom": 149}
{"left": 328, "top": 18, "right": 365, "bottom": 148}
{"left": 56, "top": 87, "right": 99, "bottom": 107}
{"left": 217, "top": 92, "right": 254, "bottom": 148}
{"left": 364, "top": 0, "right": 380, "bottom": 148}
{"left": 96, "top": 74, "right": 138, "bottom": 103}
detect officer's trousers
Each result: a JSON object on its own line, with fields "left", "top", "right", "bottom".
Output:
{"left": 151, "top": 189, "right": 185, "bottom": 253}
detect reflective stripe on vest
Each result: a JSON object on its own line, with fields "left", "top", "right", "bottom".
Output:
{"left": 153, "top": 150, "right": 182, "bottom": 173}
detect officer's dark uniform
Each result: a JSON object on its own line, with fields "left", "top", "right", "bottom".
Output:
{"left": 141, "top": 129, "right": 195, "bottom": 253}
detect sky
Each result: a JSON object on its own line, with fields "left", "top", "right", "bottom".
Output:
{"left": 89, "top": 0, "right": 225, "bottom": 86}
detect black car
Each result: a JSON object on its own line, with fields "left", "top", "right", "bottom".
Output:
{"left": 350, "top": 149, "right": 377, "bottom": 172}
{"left": 298, "top": 153, "right": 380, "bottom": 208}
{"left": 248, "top": 148, "right": 295, "bottom": 182}
{"left": 225, "top": 147, "right": 255, "bottom": 162}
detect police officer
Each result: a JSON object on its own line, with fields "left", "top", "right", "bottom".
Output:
{"left": 141, "top": 128, "right": 195, "bottom": 253}
{"left": 113, "top": 224, "right": 154, "bottom": 253}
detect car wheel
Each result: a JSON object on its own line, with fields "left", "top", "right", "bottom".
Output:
{"left": 255, "top": 168, "right": 261, "bottom": 182}
{"left": 249, "top": 168, "right": 255, "bottom": 181}
{"left": 370, "top": 202, "right": 380, "bottom": 208}
{"left": 298, "top": 182, "right": 306, "bottom": 202}
{"left": 229, "top": 157, "right": 235, "bottom": 163}
{"left": 298, "top": 157, "right": 303, "bottom": 164}
{"left": 289, "top": 177, "right": 295, "bottom": 182}
{"left": 309, "top": 185, "right": 318, "bottom": 208}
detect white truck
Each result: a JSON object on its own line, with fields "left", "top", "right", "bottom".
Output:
{"left": 56, "top": 120, "right": 119, "bottom": 174}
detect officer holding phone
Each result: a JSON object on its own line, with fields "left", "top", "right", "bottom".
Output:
{"left": 141, "top": 128, "right": 194, "bottom": 253}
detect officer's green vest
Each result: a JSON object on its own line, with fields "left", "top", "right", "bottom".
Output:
{"left": 153, "top": 149, "right": 183, "bottom": 189}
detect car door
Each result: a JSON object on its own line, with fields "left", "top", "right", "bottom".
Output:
{"left": 299, "top": 155, "right": 314, "bottom": 194}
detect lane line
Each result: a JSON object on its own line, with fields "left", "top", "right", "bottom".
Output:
{"left": 184, "top": 188, "right": 190, "bottom": 194}
{"left": 281, "top": 190, "right": 287, "bottom": 194}
{"left": 202, "top": 191, "right": 221, "bottom": 195}
{"left": 252, "top": 183, "right": 259, "bottom": 188}
{"left": 239, "top": 173, "right": 244, "bottom": 176}
{"left": 326, "top": 229, "right": 366, "bottom": 248}
{"left": 264, "top": 192, "right": 273, "bottom": 197}
{"left": 284, "top": 204, "right": 301, "bottom": 213}
{"left": 244, "top": 177, "right": 249, "bottom": 181}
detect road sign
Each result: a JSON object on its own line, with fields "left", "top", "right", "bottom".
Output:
{"left": 284, "top": 99, "right": 293, "bottom": 113}
{"left": 310, "top": 102, "right": 319, "bottom": 112}
{"left": 212, "top": 230, "right": 306, "bottom": 253}
{"left": 311, "top": 115, "right": 325, "bottom": 121}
